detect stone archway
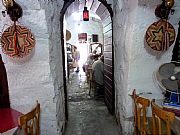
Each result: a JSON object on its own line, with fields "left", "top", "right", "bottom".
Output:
{"left": 60, "top": 0, "right": 114, "bottom": 119}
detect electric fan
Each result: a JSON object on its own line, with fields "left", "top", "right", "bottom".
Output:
{"left": 155, "top": 62, "right": 180, "bottom": 103}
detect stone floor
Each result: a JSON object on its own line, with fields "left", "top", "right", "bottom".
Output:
{"left": 64, "top": 71, "right": 120, "bottom": 135}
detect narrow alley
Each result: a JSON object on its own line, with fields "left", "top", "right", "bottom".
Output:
{"left": 65, "top": 71, "right": 120, "bottom": 135}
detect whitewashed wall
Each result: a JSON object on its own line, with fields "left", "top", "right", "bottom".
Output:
{"left": 0, "top": 0, "right": 65, "bottom": 134}
{"left": 41, "top": 1, "right": 66, "bottom": 134}
{"left": 113, "top": 0, "right": 180, "bottom": 134}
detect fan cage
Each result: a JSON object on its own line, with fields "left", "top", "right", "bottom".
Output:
{"left": 153, "top": 70, "right": 180, "bottom": 104}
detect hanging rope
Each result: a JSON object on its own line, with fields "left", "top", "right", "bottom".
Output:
{"left": 13, "top": 21, "right": 20, "bottom": 56}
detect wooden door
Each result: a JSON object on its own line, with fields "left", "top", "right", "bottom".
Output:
{"left": 96, "top": 3, "right": 114, "bottom": 114}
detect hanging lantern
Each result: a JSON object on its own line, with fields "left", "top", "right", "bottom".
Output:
{"left": 83, "top": 7, "right": 89, "bottom": 21}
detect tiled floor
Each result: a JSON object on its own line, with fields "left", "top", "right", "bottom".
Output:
{"left": 65, "top": 71, "right": 120, "bottom": 135}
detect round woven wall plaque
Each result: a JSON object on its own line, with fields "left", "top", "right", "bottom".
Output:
{"left": 1, "top": 25, "right": 35, "bottom": 59}
{"left": 145, "top": 20, "right": 175, "bottom": 52}
{"left": 66, "top": 30, "right": 71, "bottom": 41}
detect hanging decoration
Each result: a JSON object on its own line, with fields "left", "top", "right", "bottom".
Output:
{"left": 2, "top": 0, "right": 13, "bottom": 8}
{"left": 145, "top": 0, "right": 175, "bottom": 53}
{"left": 1, "top": 25, "right": 35, "bottom": 58}
{"left": 166, "top": 0, "right": 175, "bottom": 8}
{"left": 83, "top": 0, "right": 89, "bottom": 21}
{"left": 145, "top": 20, "right": 175, "bottom": 52}
{"left": 155, "top": 0, "right": 175, "bottom": 19}
{"left": 66, "top": 30, "right": 71, "bottom": 41}
{"left": 83, "top": 7, "right": 89, "bottom": 21}
{"left": 2, "top": 0, "right": 23, "bottom": 21}
{"left": 1, "top": 0, "right": 36, "bottom": 62}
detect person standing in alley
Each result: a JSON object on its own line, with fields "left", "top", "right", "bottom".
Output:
{"left": 73, "top": 46, "right": 80, "bottom": 72}
{"left": 92, "top": 55, "right": 104, "bottom": 98}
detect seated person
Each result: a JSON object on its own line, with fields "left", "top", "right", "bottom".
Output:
{"left": 92, "top": 55, "right": 104, "bottom": 98}
{"left": 93, "top": 54, "right": 99, "bottom": 62}
{"left": 86, "top": 53, "right": 94, "bottom": 65}
{"left": 83, "top": 53, "right": 94, "bottom": 72}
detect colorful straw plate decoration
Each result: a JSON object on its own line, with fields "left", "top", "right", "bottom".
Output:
{"left": 1, "top": 25, "right": 35, "bottom": 62}
{"left": 145, "top": 19, "right": 175, "bottom": 52}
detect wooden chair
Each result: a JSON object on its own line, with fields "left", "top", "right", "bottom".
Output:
{"left": 151, "top": 99, "right": 175, "bottom": 135}
{"left": 132, "top": 89, "right": 152, "bottom": 135}
{"left": 88, "top": 68, "right": 95, "bottom": 96}
{"left": 18, "top": 101, "right": 40, "bottom": 135}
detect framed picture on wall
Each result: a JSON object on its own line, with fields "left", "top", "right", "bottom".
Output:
{"left": 92, "top": 34, "right": 98, "bottom": 42}
{"left": 78, "top": 33, "right": 87, "bottom": 42}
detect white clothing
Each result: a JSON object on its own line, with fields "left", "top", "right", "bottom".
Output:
{"left": 92, "top": 59, "right": 104, "bottom": 85}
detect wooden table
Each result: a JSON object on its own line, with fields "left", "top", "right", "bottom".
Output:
{"left": 1, "top": 127, "right": 18, "bottom": 135}
{"left": 152, "top": 99, "right": 180, "bottom": 135}
{"left": 0, "top": 108, "right": 23, "bottom": 135}
{"left": 133, "top": 92, "right": 180, "bottom": 135}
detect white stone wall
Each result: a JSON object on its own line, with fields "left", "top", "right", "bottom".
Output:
{"left": 113, "top": 0, "right": 180, "bottom": 134}
{"left": 113, "top": 1, "right": 131, "bottom": 133}
{"left": 38, "top": 0, "right": 66, "bottom": 134}
{"left": 0, "top": 0, "right": 65, "bottom": 134}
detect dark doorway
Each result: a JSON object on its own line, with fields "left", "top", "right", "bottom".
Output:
{"left": 0, "top": 54, "right": 10, "bottom": 108}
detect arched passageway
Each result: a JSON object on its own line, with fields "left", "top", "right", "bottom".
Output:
{"left": 59, "top": 0, "right": 118, "bottom": 134}
{"left": 60, "top": 0, "right": 114, "bottom": 120}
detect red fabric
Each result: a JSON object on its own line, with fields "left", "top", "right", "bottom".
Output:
{"left": 0, "top": 108, "right": 23, "bottom": 133}
{"left": 163, "top": 107, "right": 180, "bottom": 117}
